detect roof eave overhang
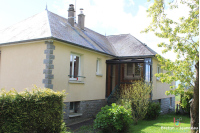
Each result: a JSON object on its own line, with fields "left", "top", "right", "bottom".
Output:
{"left": 0, "top": 37, "right": 156, "bottom": 59}
{"left": 0, "top": 37, "right": 116, "bottom": 57}
{"left": 0, "top": 37, "right": 52, "bottom": 46}
{"left": 115, "top": 55, "right": 155, "bottom": 59}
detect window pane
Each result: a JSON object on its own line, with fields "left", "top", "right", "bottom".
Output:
{"left": 73, "top": 56, "right": 79, "bottom": 78}
{"left": 96, "top": 60, "right": 99, "bottom": 73}
{"left": 135, "top": 63, "right": 140, "bottom": 76}
{"left": 127, "top": 63, "right": 133, "bottom": 76}
{"left": 70, "top": 55, "right": 73, "bottom": 78}
{"left": 70, "top": 102, "right": 74, "bottom": 110}
{"left": 145, "top": 64, "right": 150, "bottom": 82}
{"left": 157, "top": 66, "right": 161, "bottom": 74}
{"left": 70, "top": 102, "right": 75, "bottom": 113}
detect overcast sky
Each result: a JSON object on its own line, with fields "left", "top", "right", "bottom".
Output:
{"left": 0, "top": 0, "right": 189, "bottom": 60}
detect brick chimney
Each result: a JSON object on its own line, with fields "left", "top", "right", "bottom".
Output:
{"left": 78, "top": 8, "right": 85, "bottom": 30}
{"left": 68, "top": 4, "right": 75, "bottom": 27}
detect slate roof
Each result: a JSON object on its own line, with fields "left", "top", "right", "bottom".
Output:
{"left": 0, "top": 10, "right": 157, "bottom": 57}
{"left": 106, "top": 34, "right": 157, "bottom": 56}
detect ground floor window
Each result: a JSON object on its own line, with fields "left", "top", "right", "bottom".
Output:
{"left": 69, "top": 101, "right": 80, "bottom": 113}
{"left": 69, "top": 101, "right": 82, "bottom": 118}
{"left": 70, "top": 102, "right": 75, "bottom": 113}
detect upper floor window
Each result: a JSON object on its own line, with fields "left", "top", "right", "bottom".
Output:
{"left": 96, "top": 59, "right": 100, "bottom": 74}
{"left": 157, "top": 65, "right": 162, "bottom": 80}
{"left": 96, "top": 58, "right": 102, "bottom": 75}
{"left": 70, "top": 54, "right": 80, "bottom": 80}
{"left": 157, "top": 65, "right": 162, "bottom": 74}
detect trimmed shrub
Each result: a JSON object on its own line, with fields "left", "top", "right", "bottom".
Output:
{"left": 145, "top": 102, "right": 161, "bottom": 120}
{"left": 94, "top": 103, "right": 133, "bottom": 133}
{"left": 0, "top": 86, "right": 66, "bottom": 133}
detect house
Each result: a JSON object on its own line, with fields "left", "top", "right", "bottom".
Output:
{"left": 0, "top": 4, "right": 175, "bottom": 124}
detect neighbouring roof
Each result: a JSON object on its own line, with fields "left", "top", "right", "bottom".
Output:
{"left": 0, "top": 10, "right": 157, "bottom": 57}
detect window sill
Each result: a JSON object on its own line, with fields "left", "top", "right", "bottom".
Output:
{"left": 96, "top": 74, "right": 103, "bottom": 77}
{"left": 69, "top": 113, "right": 82, "bottom": 118}
{"left": 156, "top": 78, "right": 161, "bottom": 81}
{"left": 124, "top": 77, "right": 141, "bottom": 80}
{"left": 68, "top": 81, "right": 85, "bottom": 84}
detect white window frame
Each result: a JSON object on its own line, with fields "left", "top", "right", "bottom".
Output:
{"left": 96, "top": 59, "right": 100, "bottom": 74}
{"left": 157, "top": 65, "right": 162, "bottom": 80}
{"left": 70, "top": 53, "right": 81, "bottom": 81}
{"left": 96, "top": 58, "right": 102, "bottom": 75}
{"left": 157, "top": 65, "right": 162, "bottom": 74}
{"left": 124, "top": 63, "right": 141, "bottom": 79}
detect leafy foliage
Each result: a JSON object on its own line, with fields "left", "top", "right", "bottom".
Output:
{"left": 118, "top": 80, "right": 152, "bottom": 124}
{"left": 143, "top": 1, "right": 199, "bottom": 131}
{"left": 0, "top": 85, "right": 67, "bottom": 133}
{"left": 143, "top": 0, "right": 199, "bottom": 95}
{"left": 94, "top": 103, "right": 133, "bottom": 133}
{"left": 145, "top": 102, "right": 161, "bottom": 120}
{"left": 180, "top": 88, "right": 193, "bottom": 113}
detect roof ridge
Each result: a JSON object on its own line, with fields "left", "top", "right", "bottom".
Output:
{"left": 46, "top": 10, "right": 52, "bottom": 37}
{"left": 83, "top": 28, "right": 117, "bottom": 55}
{"left": 107, "top": 34, "right": 129, "bottom": 37}
{"left": 84, "top": 27, "right": 106, "bottom": 37}
{"left": 83, "top": 30, "right": 114, "bottom": 54}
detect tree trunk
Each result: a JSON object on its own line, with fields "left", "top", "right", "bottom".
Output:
{"left": 191, "top": 61, "right": 199, "bottom": 133}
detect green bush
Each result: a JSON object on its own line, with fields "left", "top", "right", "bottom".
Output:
{"left": 94, "top": 103, "right": 133, "bottom": 133}
{"left": 145, "top": 102, "right": 161, "bottom": 120}
{"left": 118, "top": 80, "right": 152, "bottom": 124}
{"left": 0, "top": 86, "right": 66, "bottom": 133}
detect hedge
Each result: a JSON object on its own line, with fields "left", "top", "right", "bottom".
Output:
{"left": 0, "top": 86, "right": 66, "bottom": 133}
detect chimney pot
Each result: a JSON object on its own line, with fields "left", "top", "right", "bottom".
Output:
{"left": 78, "top": 8, "right": 85, "bottom": 30}
{"left": 80, "top": 8, "right": 84, "bottom": 14}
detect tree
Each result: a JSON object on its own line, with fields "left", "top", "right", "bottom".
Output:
{"left": 118, "top": 80, "right": 152, "bottom": 124}
{"left": 143, "top": 0, "right": 199, "bottom": 132}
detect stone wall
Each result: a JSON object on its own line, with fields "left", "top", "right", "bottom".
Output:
{"left": 153, "top": 97, "right": 175, "bottom": 114}
{"left": 63, "top": 99, "right": 107, "bottom": 125}
{"left": 63, "top": 97, "right": 175, "bottom": 125}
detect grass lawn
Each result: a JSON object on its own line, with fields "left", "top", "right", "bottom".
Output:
{"left": 67, "top": 114, "right": 191, "bottom": 133}
{"left": 129, "top": 114, "right": 191, "bottom": 133}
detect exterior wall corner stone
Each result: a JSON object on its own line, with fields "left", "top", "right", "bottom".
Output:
{"left": 43, "top": 41, "right": 55, "bottom": 89}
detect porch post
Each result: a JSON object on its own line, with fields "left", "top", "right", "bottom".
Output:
{"left": 110, "top": 64, "right": 113, "bottom": 96}
{"left": 118, "top": 62, "right": 121, "bottom": 85}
